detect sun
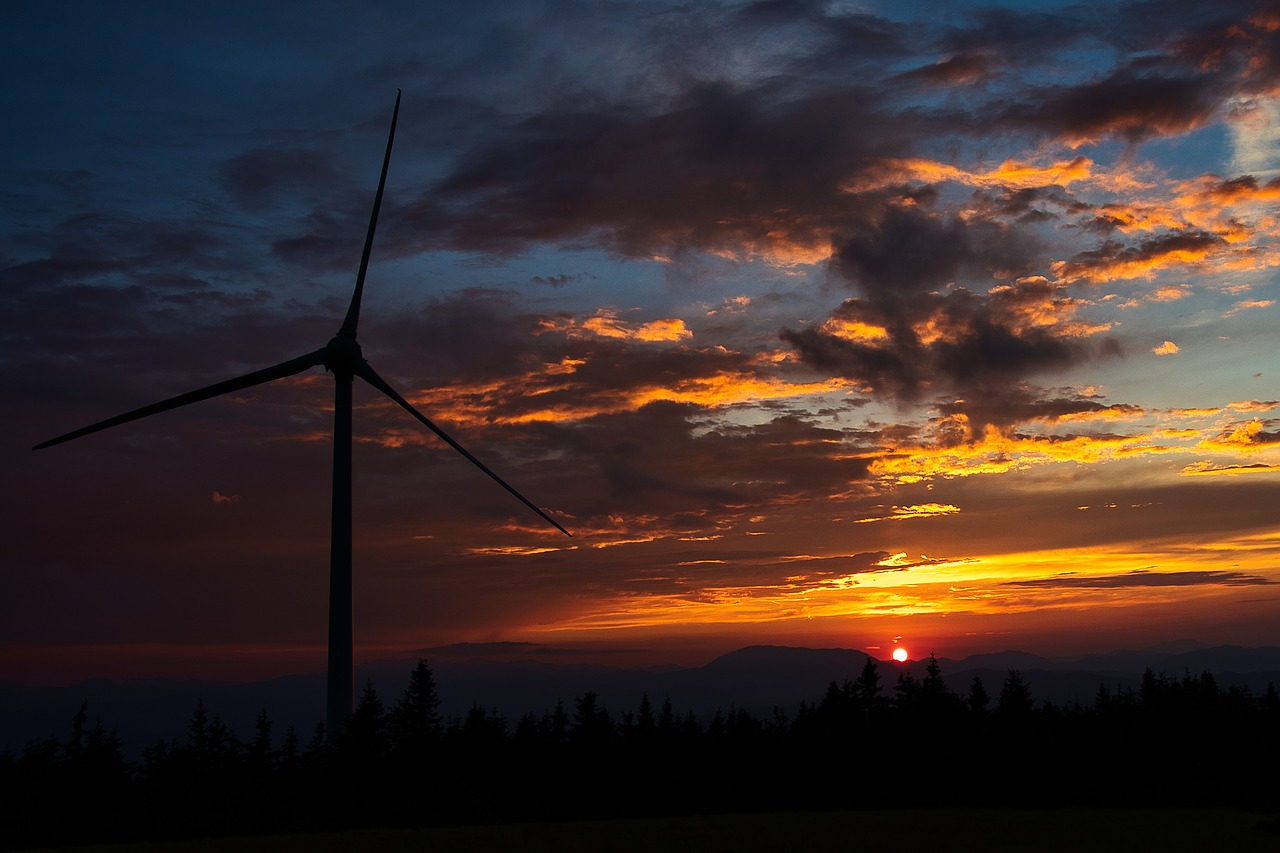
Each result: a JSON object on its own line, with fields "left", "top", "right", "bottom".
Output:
{"left": 892, "top": 647, "right": 909, "bottom": 662}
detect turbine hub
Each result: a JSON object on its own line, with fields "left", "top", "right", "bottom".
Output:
{"left": 323, "top": 333, "right": 365, "bottom": 374}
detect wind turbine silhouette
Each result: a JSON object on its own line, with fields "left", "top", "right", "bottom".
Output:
{"left": 33, "top": 91, "right": 571, "bottom": 738}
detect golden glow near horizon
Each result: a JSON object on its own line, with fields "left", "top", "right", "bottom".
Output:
{"left": 510, "top": 527, "right": 1280, "bottom": 651}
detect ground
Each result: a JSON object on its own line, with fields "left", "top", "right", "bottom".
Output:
{"left": 31, "top": 807, "right": 1280, "bottom": 853}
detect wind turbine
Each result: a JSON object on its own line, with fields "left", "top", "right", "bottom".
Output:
{"left": 33, "top": 91, "right": 571, "bottom": 738}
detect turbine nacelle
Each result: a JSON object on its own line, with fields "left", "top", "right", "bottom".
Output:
{"left": 322, "top": 333, "right": 366, "bottom": 374}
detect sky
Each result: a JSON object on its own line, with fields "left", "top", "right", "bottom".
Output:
{"left": 4, "top": 0, "right": 1279, "bottom": 687}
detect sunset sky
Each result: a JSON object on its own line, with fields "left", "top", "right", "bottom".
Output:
{"left": 4, "top": 0, "right": 1279, "bottom": 686}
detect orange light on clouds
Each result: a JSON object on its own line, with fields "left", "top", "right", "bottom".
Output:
{"left": 490, "top": 506, "right": 1280, "bottom": 662}
{"left": 845, "top": 155, "right": 1093, "bottom": 192}
{"left": 539, "top": 309, "right": 694, "bottom": 342}
{"left": 1052, "top": 243, "right": 1221, "bottom": 285}
{"left": 820, "top": 317, "right": 891, "bottom": 342}
{"left": 855, "top": 503, "right": 960, "bottom": 523}
{"left": 394, "top": 364, "right": 857, "bottom": 428}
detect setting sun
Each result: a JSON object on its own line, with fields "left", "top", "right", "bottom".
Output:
{"left": 892, "top": 647, "right": 909, "bottom": 662}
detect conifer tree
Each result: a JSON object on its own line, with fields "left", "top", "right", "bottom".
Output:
{"left": 637, "top": 692, "right": 655, "bottom": 733}
{"left": 967, "top": 676, "right": 990, "bottom": 714}
{"left": 572, "top": 691, "right": 612, "bottom": 743}
{"left": 345, "top": 682, "right": 388, "bottom": 761}
{"left": 997, "top": 670, "right": 1034, "bottom": 716}
{"left": 389, "top": 659, "right": 442, "bottom": 757}
{"left": 854, "top": 656, "right": 883, "bottom": 712}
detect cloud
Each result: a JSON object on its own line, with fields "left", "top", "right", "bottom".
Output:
{"left": 854, "top": 503, "right": 960, "bottom": 523}
{"left": 896, "top": 52, "right": 997, "bottom": 87}
{"left": 1153, "top": 340, "right": 1180, "bottom": 355}
{"left": 220, "top": 147, "right": 339, "bottom": 212}
{"left": 425, "top": 81, "right": 908, "bottom": 261}
{"left": 1198, "top": 418, "right": 1280, "bottom": 452}
{"left": 538, "top": 309, "right": 693, "bottom": 342}
{"left": 1225, "top": 299, "right": 1275, "bottom": 315}
{"left": 1228, "top": 399, "right": 1279, "bottom": 412}
{"left": 780, "top": 275, "right": 1114, "bottom": 401}
{"left": 1006, "top": 569, "right": 1273, "bottom": 589}
{"left": 850, "top": 156, "right": 1093, "bottom": 193}
{"left": 1180, "top": 461, "right": 1280, "bottom": 476}
{"left": 1052, "top": 230, "right": 1226, "bottom": 283}
{"left": 1000, "top": 67, "right": 1226, "bottom": 145}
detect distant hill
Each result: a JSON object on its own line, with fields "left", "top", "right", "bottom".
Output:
{"left": 4, "top": 643, "right": 1279, "bottom": 754}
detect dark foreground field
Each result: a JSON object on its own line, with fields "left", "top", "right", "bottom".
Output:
{"left": 34, "top": 807, "right": 1280, "bottom": 853}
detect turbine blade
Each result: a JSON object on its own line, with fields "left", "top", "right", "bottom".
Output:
{"left": 338, "top": 89, "right": 401, "bottom": 339}
{"left": 356, "top": 361, "right": 572, "bottom": 538}
{"left": 34, "top": 348, "right": 328, "bottom": 450}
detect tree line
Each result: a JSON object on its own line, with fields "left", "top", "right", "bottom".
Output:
{"left": 2, "top": 656, "right": 1277, "bottom": 849}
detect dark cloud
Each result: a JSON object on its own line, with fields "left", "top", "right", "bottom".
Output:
{"left": 1001, "top": 67, "right": 1225, "bottom": 144}
{"left": 1, "top": 211, "right": 231, "bottom": 291}
{"left": 530, "top": 272, "right": 582, "bottom": 287}
{"left": 1007, "top": 569, "right": 1273, "bottom": 589}
{"left": 785, "top": 202, "right": 1095, "bottom": 406}
{"left": 353, "top": 291, "right": 885, "bottom": 528}
{"left": 780, "top": 276, "right": 1110, "bottom": 402}
{"left": 369, "top": 0, "right": 1276, "bottom": 278}
{"left": 269, "top": 205, "right": 371, "bottom": 272}
{"left": 934, "top": 389, "right": 1141, "bottom": 438}
{"left": 896, "top": 53, "right": 997, "bottom": 87}
{"left": 729, "top": 0, "right": 911, "bottom": 61}
{"left": 1160, "top": 1, "right": 1280, "bottom": 95}
{"left": 221, "top": 146, "right": 339, "bottom": 211}
{"left": 1054, "top": 230, "right": 1226, "bottom": 282}
{"left": 829, "top": 203, "right": 1038, "bottom": 297}
{"left": 942, "top": 4, "right": 1094, "bottom": 55}
{"left": 426, "top": 82, "right": 906, "bottom": 257}
{"left": 971, "top": 185, "right": 1092, "bottom": 223}
{"left": 520, "top": 402, "right": 875, "bottom": 525}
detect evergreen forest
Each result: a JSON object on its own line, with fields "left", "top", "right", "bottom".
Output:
{"left": 2, "top": 656, "right": 1278, "bottom": 849}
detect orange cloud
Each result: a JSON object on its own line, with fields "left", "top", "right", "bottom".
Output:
{"left": 465, "top": 544, "right": 576, "bottom": 556}
{"left": 539, "top": 309, "right": 693, "bottom": 342}
{"left": 1225, "top": 298, "right": 1275, "bottom": 315}
{"left": 520, "top": 528, "right": 1280, "bottom": 640}
{"left": 849, "top": 155, "right": 1093, "bottom": 192}
{"left": 1229, "top": 399, "right": 1279, "bottom": 412}
{"left": 1153, "top": 285, "right": 1192, "bottom": 301}
{"left": 706, "top": 296, "right": 752, "bottom": 316}
{"left": 1198, "top": 419, "right": 1280, "bottom": 452}
{"left": 868, "top": 413, "right": 1212, "bottom": 485}
{"left": 1177, "top": 174, "right": 1280, "bottom": 208}
{"left": 1052, "top": 231, "right": 1224, "bottom": 284}
{"left": 855, "top": 503, "right": 961, "bottom": 523}
{"left": 391, "top": 358, "right": 857, "bottom": 429}
{"left": 1153, "top": 340, "right": 1180, "bottom": 355}
{"left": 1094, "top": 203, "right": 1189, "bottom": 234}
{"left": 820, "top": 317, "right": 891, "bottom": 343}
{"left": 1181, "top": 460, "right": 1280, "bottom": 476}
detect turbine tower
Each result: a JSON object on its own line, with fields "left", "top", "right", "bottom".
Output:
{"left": 33, "top": 91, "right": 571, "bottom": 738}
